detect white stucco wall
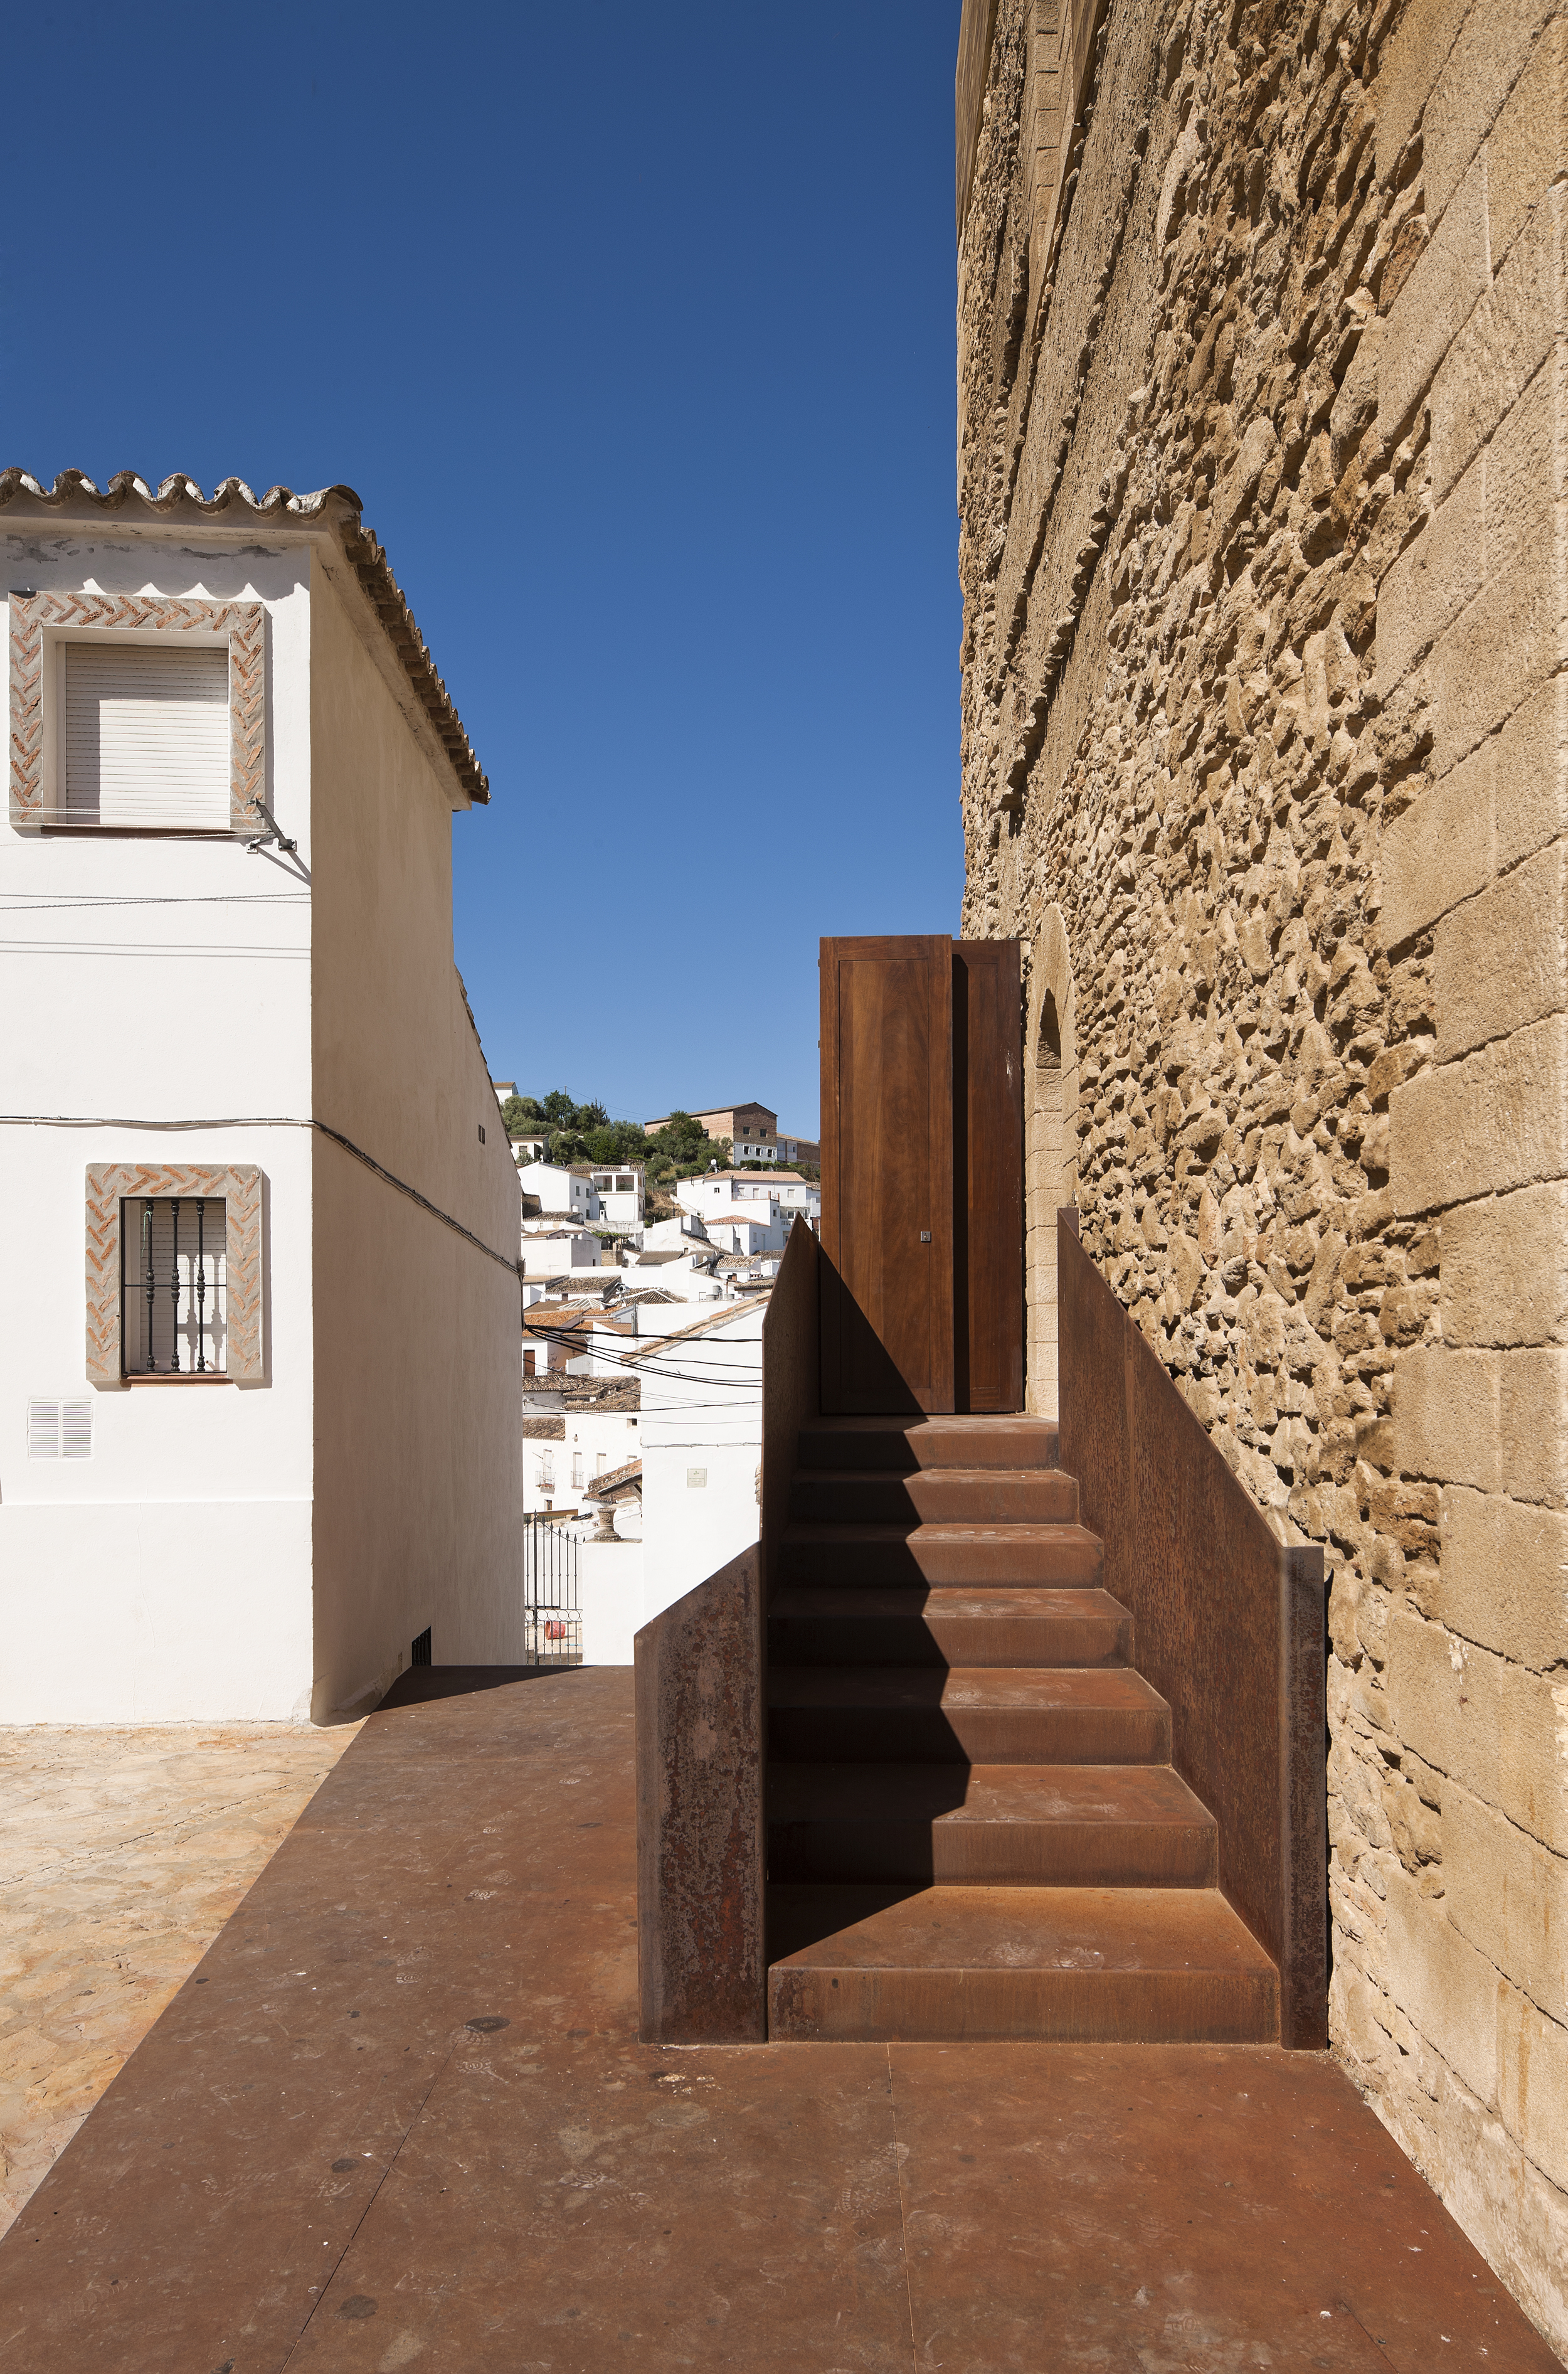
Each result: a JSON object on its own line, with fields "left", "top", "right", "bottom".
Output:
{"left": 0, "top": 533, "right": 317, "bottom": 1722}
{"left": 637, "top": 1304, "right": 764, "bottom": 1624}
{"left": 578, "top": 1537, "right": 645, "bottom": 1665}
{"left": 1, "top": 518, "right": 523, "bottom": 1723}
{"left": 307, "top": 558, "right": 524, "bottom": 1711}
{"left": 522, "top": 1410, "right": 638, "bottom": 1515}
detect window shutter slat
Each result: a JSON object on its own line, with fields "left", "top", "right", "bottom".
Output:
{"left": 63, "top": 644, "right": 230, "bottom": 829}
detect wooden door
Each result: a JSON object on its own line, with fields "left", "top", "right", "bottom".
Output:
{"left": 820, "top": 937, "right": 955, "bottom": 1413}
{"left": 953, "top": 938, "right": 1023, "bottom": 1412}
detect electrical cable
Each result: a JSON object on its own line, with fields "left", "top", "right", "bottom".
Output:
{"left": 1, "top": 1112, "right": 518, "bottom": 1276}
{"left": 0, "top": 892, "right": 310, "bottom": 912}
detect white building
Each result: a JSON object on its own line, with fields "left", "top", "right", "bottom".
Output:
{"left": 590, "top": 1164, "right": 645, "bottom": 1228}
{"left": 632, "top": 1300, "right": 767, "bottom": 1627}
{"left": 0, "top": 468, "right": 523, "bottom": 1723}
{"left": 761, "top": 1169, "right": 822, "bottom": 1225}
{"left": 622, "top": 1248, "right": 725, "bottom": 1301}
{"left": 517, "top": 1159, "right": 599, "bottom": 1222}
{"left": 522, "top": 1408, "right": 640, "bottom": 1516}
{"left": 639, "top": 1213, "right": 709, "bottom": 1252}
{"left": 704, "top": 1211, "right": 783, "bottom": 1256}
{"left": 520, "top": 1230, "right": 601, "bottom": 1279}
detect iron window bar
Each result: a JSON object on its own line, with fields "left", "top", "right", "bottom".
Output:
{"left": 120, "top": 1195, "right": 226, "bottom": 1376}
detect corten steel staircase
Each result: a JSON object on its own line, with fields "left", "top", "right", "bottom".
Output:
{"left": 764, "top": 1413, "right": 1279, "bottom": 2043}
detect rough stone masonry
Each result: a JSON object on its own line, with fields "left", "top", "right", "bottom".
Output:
{"left": 956, "top": 0, "right": 1568, "bottom": 2350}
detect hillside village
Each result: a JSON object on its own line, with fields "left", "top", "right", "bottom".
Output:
{"left": 494, "top": 1082, "right": 821, "bottom": 1661}
{"left": 6, "top": 0, "right": 1567, "bottom": 2355}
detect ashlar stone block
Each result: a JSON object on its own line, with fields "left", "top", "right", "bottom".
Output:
{"left": 1497, "top": 1977, "right": 1568, "bottom": 2193}
{"left": 1392, "top": 1343, "right": 1500, "bottom": 1489}
{"left": 1446, "top": 1785, "right": 1568, "bottom": 2015}
{"left": 1375, "top": 0, "right": 1473, "bottom": 186}
{"left": 1380, "top": 737, "right": 1494, "bottom": 948}
{"left": 1391, "top": 1013, "right": 1568, "bottom": 1215}
{"left": 1437, "top": 1486, "right": 1568, "bottom": 1668}
{"left": 1377, "top": 455, "right": 1484, "bottom": 696}
{"left": 1485, "top": 349, "right": 1563, "bottom": 576}
{"left": 1486, "top": 11, "right": 1568, "bottom": 275}
{"left": 1494, "top": 673, "right": 1568, "bottom": 876}
{"left": 1423, "top": 0, "right": 1559, "bottom": 229}
{"left": 1434, "top": 841, "right": 1567, "bottom": 1062}
{"left": 1429, "top": 528, "right": 1562, "bottom": 777}
{"left": 1389, "top": 1610, "right": 1568, "bottom": 1854}
{"left": 1431, "top": 182, "right": 1566, "bottom": 501}
{"left": 1441, "top": 1181, "right": 1568, "bottom": 1348}
{"left": 1379, "top": 154, "right": 1490, "bottom": 444}
{"left": 1498, "top": 1344, "right": 1568, "bottom": 1504}
{"left": 1386, "top": 1866, "right": 1500, "bottom": 2107}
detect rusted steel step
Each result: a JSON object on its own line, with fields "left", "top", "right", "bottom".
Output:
{"left": 766, "top": 1762, "right": 1217, "bottom": 1887}
{"left": 789, "top": 1466, "right": 1080, "bottom": 1528}
{"left": 766, "top": 1884, "right": 1279, "bottom": 2044}
{"left": 768, "top": 1584, "right": 1135, "bottom": 1668}
{"left": 778, "top": 1522, "right": 1103, "bottom": 1589}
{"left": 796, "top": 1416, "right": 1061, "bottom": 1472}
{"left": 766, "top": 1665, "right": 1170, "bottom": 1764}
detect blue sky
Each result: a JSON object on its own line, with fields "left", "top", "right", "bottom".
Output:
{"left": 4, "top": 1, "right": 965, "bottom": 1139}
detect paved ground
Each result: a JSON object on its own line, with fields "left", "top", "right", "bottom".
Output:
{"left": 0, "top": 1721, "right": 361, "bottom": 2238}
{"left": 0, "top": 1668, "right": 1559, "bottom": 2372}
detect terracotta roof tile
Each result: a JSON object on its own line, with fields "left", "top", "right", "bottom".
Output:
{"left": 0, "top": 469, "right": 487, "bottom": 806}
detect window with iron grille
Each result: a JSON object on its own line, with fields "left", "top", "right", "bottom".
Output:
{"left": 119, "top": 1196, "right": 227, "bottom": 1376}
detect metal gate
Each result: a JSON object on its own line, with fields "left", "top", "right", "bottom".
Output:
{"left": 523, "top": 1516, "right": 582, "bottom": 1666}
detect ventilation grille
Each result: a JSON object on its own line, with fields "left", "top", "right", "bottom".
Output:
{"left": 28, "top": 1398, "right": 93, "bottom": 1458}
{"left": 61, "top": 642, "right": 230, "bottom": 829}
{"left": 411, "top": 1626, "right": 432, "bottom": 1668}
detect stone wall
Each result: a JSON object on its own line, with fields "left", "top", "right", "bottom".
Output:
{"left": 956, "top": 0, "right": 1567, "bottom": 2349}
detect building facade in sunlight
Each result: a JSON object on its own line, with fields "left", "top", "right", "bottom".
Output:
{"left": 1, "top": 469, "right": 523, "bottom": 1722}
{"left": 956, "top": 0, "right": 1568, "bottom": 2350}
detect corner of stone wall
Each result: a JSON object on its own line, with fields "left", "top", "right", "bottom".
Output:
{"left": 956, "top": 0, "right": 1568, "bottom": 2348}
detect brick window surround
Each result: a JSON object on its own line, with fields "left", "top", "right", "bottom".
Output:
{"left": 86, "top": 1164, "right": 263, "bottom": 1385}
{"left": 9, "top": 591, "right": 265, "bottom": 833}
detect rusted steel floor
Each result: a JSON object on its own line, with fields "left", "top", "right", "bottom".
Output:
{"left": 0, "top": 1666, "right": 1556, "bottom": 2373}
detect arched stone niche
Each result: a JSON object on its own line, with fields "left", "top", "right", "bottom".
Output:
{"left": 1022, "top": 905, "right": 1078, "bottom": 1418}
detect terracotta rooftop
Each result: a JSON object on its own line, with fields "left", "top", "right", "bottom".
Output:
{"left": 0, "top": 469, "right": 487, "bottom": 807}
{"left": 581, "top": 1456, "right": 643, "bottom": 1499}
{"left": 625, "top": 1297, "right": 769, "bottom": 1363}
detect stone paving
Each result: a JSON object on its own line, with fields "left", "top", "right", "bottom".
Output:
{"left": 0, "top": 1720, "right": 361, "bottom": 2237}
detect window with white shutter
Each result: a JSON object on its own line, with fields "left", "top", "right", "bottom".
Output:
{"left": 28, "top": 1398, "right": 93, "bottom": 1458}
{"left": 60, "top": 642, "right": 230, "bottom": 831}
{"left": 120, "top": 1196, "right": 227, "bottom": 1375}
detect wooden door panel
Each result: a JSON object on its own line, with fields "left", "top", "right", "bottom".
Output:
{"left": 953, "top": 938, "right": 1023, "bottom": 1413}
{"left": 820, "top": 937, "right": 953, "bottom": 1414}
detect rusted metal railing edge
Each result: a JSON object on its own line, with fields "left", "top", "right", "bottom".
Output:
{"left": 1057, "top": 1208, "right": 1328, "bottom": 2048}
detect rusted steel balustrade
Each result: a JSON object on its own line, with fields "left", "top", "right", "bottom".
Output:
{"left": 635, "top": 1218, "right": 820, "bottom": 2043}
{"left": 1057, "top": 1211, "right": 1328, "bottom": 2048}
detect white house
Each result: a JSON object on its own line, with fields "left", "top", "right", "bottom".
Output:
{"left": 522, "top": 1407, "right": 640, "bottom": 1516}
{"left": 704, "top": 1211, "right": 782, "bottom": 1256}
{"left": 632, "top": 1299, "right": 767, "bottom": 1627}
{"left": 517, "top": 1159, "right": 599, "bottom": 1223}
{"left": 758, "top": 1169, "right": 822, "bottom": 1225}
{"left": 622, "top": 1248, "right": 724, "bottom": 1301}
{"left": 520, "top": 1229, "right": 601, "bottom": 1279}
{"left": 589, "top": 1164, "right": 645, "bottom": 1228}
{"left": 638, "top": 1213, "right": 709, "bottom": 1252}
{"left": 0, "top": 467, "right": 524, "bottom": 1723}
